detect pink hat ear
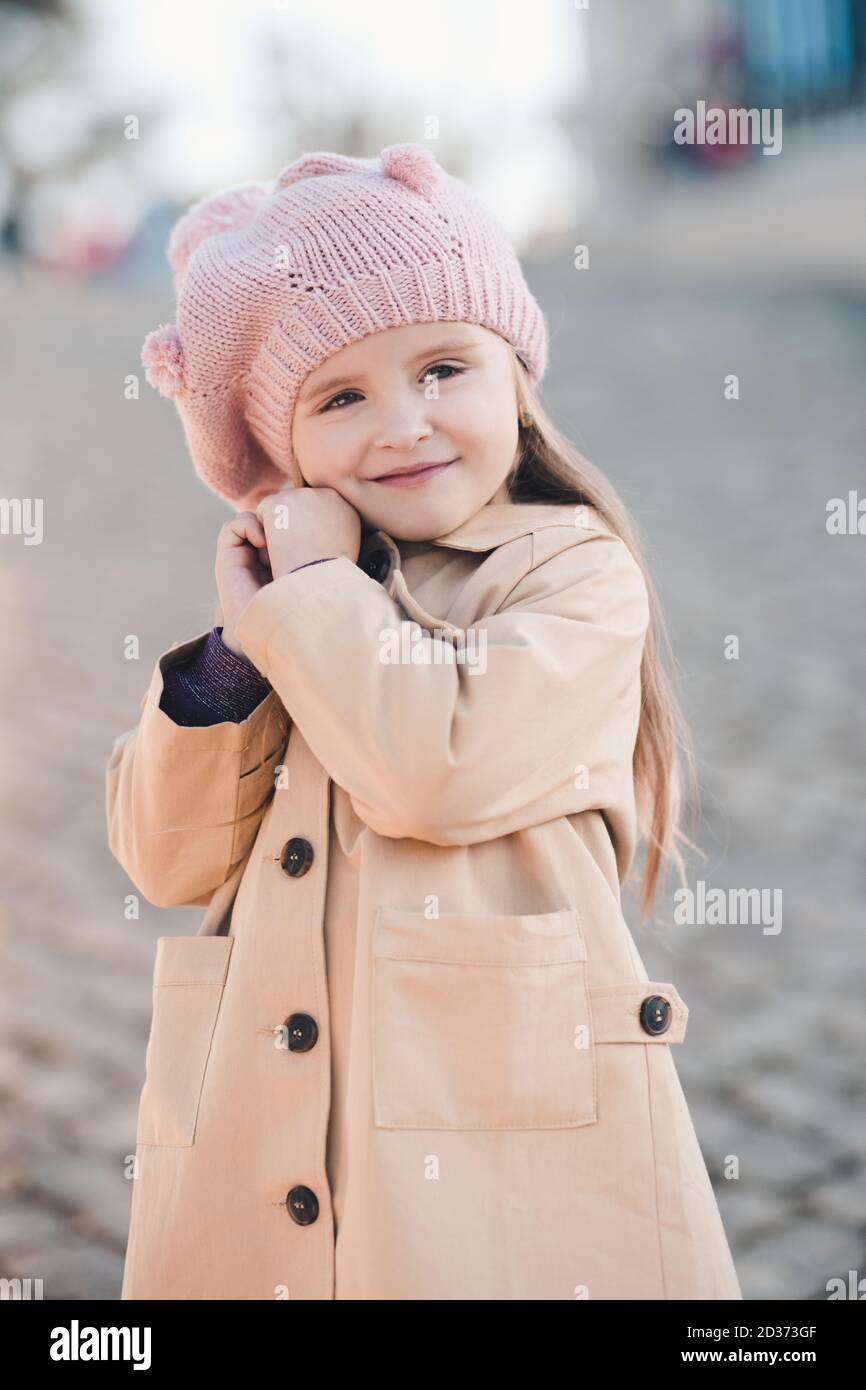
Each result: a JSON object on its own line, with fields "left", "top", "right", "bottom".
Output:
{"left": 141, "top": 323, "right": 185, "bottom": 397}
{"left": 379, "top": 143, "right": 440, "bottom": 197}
{"left": 166, "top": 181, "right": 272, "bottom": 288}
{"left": 274, "top": 150, "right": 374, "bottom": 193}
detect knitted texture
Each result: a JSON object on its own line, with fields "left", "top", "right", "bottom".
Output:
{"left": 159, "top": 627, "right": 271, "bottom": 726}
{"left": 141, "top": 143, "right": 549, "bottom": 512}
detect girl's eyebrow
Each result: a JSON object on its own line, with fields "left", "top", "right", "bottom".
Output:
{"left": 298, "top": 338, "right": 478, "bottom": 404}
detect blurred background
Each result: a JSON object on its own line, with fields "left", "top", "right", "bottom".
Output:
{"left": 1, "top": 0, "right": 864, "bottom": 1300}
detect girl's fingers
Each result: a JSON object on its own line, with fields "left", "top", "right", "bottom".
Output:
{"left": 222, "top": 512, "right": 268, "bottom": 550}
{"left": 239, "top": 513, "right": 268, "bottom": 545}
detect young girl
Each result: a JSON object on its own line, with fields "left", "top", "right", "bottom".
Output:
{"left": 107, "top": 143, "right": 742, "bottom": 1301}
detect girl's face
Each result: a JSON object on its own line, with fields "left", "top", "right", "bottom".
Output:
{"left": 290, "top": 321, "right": 522, "bottom": 541}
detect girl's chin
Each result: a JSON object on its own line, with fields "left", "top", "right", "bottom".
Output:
{"left": 375, "top": 504, "right": 474, "bottom": 543}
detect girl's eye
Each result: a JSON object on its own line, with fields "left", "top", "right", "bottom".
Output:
{"left": 318, "top": 363, "right": 464, "bottom": 412}
{"left": 319, "top": 389, "right": 362, "bottom": 412}
{"left": 421, "top": 363, "right": 464, "bottom": 386}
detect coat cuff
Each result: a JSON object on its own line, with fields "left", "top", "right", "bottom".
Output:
{"left": 233, "top": 558, "right": 365, "bottom": 679}
{"left": 141, "top": 631, "right": 288, "bottom": 753}
{"left": 158, "top": 627, "right": 273, "bottom": 727}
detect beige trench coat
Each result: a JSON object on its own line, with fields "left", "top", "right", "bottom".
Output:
{"left": 106, "top": 498, "right": 742, "bottom": 1301}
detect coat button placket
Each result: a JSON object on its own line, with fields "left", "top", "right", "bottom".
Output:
{"left": 283, "top": 1012, "right": 319, "bottom": 1052}
{"left": 639, "top": 994, "right": 672, "bottom": 1036}
{"left": 280, "top": 836, "right": 314, "bottom": 877}
{"left": 286, "top": 1185, "right": 320, "bottom": 1225}
{"left": 362, "top": 547, "right": 391, "bottom": 583}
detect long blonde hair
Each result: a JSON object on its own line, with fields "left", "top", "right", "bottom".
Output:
{"left": 507, "top": 349, "right": 702, "bottom": 924}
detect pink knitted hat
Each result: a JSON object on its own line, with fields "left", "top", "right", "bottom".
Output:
{"left": 141, "top": 142, "right": 549, "bottom": 512}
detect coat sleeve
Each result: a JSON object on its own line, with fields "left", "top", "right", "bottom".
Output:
{"left": 233, "top": 532, "right": 650, "bottom": 846}
{"left": 105, "top": 632, "right": 290, "bottom": 908}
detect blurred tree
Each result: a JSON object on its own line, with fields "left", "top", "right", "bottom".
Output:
{"left": 0, "top": 0, "right": 164, "bottom": 266}
{"left": 248, "top": 18, "right": 477, "bottom": 187}
{"left": 0, "top": 0, "right": 77, "bottom": 257}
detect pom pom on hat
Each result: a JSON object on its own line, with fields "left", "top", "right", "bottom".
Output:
{"left": 166, "top": 181, "right": 272, "bottom": 288}
{"left": 380, "top": 143, "right": 440, "bottom": 197}
{"left": 141, "top": 322, "right": 185, "bottom": 397}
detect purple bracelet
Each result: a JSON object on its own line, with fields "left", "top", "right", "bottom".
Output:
{"left": 288, "top": 556, "right": 340, "bottom": 573}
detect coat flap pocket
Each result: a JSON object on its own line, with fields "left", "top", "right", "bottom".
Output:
{"left": 372, "top": 907, "right": 595, "bottom": 1130}
{"left": 154, "top": 933, "right": 234, "bottom": 988}
{"left": 589, "top": 982, "right": 688, "bottom": 1043}
{"left": 373, "top": 907, "right": 586, "bottom": 967}
{"left": 140, "top": 935, "right": 234, "bottom": 1147}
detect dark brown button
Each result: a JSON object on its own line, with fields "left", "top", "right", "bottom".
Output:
{"left": 639, "top": 995, "right": 672, "bottom": 1036}
{"left": 362, "top": 547, "right": 390, "bottom": 583}
{"left": 284, "top": 1012, "right": 318, "bottom": 1052}
{"left": 280, "top": 837, "right": 314, "bottom": 878}
{"left": 287, "top": 1185, "right": 319, "bottom": 1225}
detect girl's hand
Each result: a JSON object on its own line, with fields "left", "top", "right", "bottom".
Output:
{"left": 215, "top": 512, "right": 273, "bottom": 656}
{"left": 255, "top": 484, "right": 362, "bottom": 581}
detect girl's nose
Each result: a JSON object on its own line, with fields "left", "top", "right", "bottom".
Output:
{"left": 372, "top": 404, "right": 435, "bottom": 452}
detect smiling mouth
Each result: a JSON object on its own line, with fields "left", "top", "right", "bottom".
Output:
{"left": 372, "top": 460, "right": 456, "bottom": 487}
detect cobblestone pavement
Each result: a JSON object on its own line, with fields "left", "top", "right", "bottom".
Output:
{"left": 0, "top": 225, "right": 863, "bottom": 1299}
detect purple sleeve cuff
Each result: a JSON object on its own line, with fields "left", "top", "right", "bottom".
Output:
{"left": 159, "top": 626, "right": 273, "bottom": 726}
{"left": 158, "top": 560, "right": 340, "bottom": 726}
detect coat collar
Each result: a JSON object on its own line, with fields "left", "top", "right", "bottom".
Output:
{"left": 361, "top": 498, "right": 603, "bottom": 560}
{"left": 427, "top": 500, "right": 602, "bottom": 550}
{"left": 357, "top": 498, "right": 604, "bottom": 635}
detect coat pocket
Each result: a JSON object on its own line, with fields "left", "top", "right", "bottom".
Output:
{"left": 372, "top": 907, "right": 596, "bottom": 1130}
{"left": 136, "top": 934, "right": 234, "bottom": 1147}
